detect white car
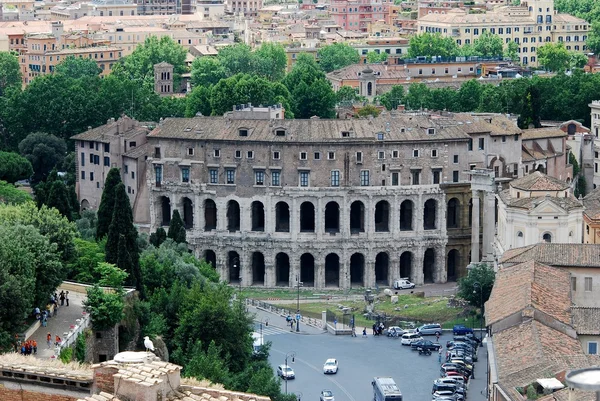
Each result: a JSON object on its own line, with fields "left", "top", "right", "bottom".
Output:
{"left": 401, "top": 332, "right": 423, "bottom": 345}
{"left": 320, "top": 390, "right": 335, "bottom": 401}
{"left": 393, "top": 278, "right": 416, "bottom": 290}
{"left": 323, "top": 358, "right": 338, "bottom": 374}
{"left": 276, "top": 364, "right": 295, "bottom": 379}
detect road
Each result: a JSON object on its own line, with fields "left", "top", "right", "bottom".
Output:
{"left": 252, "top": 308, "right": 489, "bottom": 401}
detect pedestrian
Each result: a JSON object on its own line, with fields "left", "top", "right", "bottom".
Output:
{"left": 471, "top": 369, "right": 475, "bottom": 380}
{"left": 59, "top": 291, "right": 65, "bottom": 306}
{"left": 290, "top": 320, "right": 295, "bottom": 331}
{"left": 47, "top": 332, "right": 52, "bottom": 349}
{"left": 436, "top": 332, "right": 440, "bottom": 342}
{"left": 32, "top": 340, "right": 37, "bottom": 355}
{"left": 362, "top": 327, "right": 367, "bottom": 338}
{"left": 55, "top": 335, "right": 61, "bottom": 347}
{"left": 351, "top": 327, "right": 356, "bottom": 337}
{"left": 42, "top": 312, "right": 47, "bottom": 327}
{"left": 334, "top": 318, "right": 337, "bottom": 329}
{"left": 53, "top": 303, "right": 58, "bottom": 317}
{"left": 66, "top": 291, "right": 70, "bottom": 307}
{"left": 438, "top": 347, "right": 442, "bottom": 363}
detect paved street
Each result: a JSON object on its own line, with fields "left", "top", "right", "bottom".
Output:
{"left": 252, "top": 307, "right": 489, "bottom": 401}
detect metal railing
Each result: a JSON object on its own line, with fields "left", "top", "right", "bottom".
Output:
{"left": 54, "top": 312, "right": 91, "bottom": 357}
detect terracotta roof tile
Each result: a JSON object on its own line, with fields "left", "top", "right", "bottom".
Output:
{"left": 510, "top": 171, "right": 570, "bottom": 191}
{"left": 571, "top": 307, "right": 600, "bottom": 335}
{"left": 500, "top": 243, "right": 600, "bottom": 268}
{"left": 583, "top": 187, "right": 600, "bottom": 220}
{"left": 521, "top": 127, "right": 567, "bottom": 140}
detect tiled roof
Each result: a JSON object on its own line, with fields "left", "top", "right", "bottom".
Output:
{"left": 510, "top": 171, "right": 570, "bottom": 191}
{"left": 78, "top": 392, "right": 123, "bottom": 401}
{"left": 71, "top": 118, "right": 148, "bottom": 142}
{"left": 123, "top": 142, "right": 149, "bottom": 159}
{"left": 500, "top": 243, "right": 600, "bottom": 268}
{"left": 521, "top": 127, "right": 567, "bottom": 140}
{"left": 106, "top": 360, "right": 181, "bottom": 387}
{"left": 571, "top": 307, "right": 600, "bottom": 335}
{"left": 539, "top": 387, "right": 597, "bottom": 401}
{"left": 326, "top": 63, "right": 409, "bottom": 81}
{"left": 167, "top": 386, "right": 271, "bottom": 401}
{"left": 0, "top": 353, "right": 92, "bottom": 381}
{"left": 486, "top": 260, "right": 571, "bottom": 326}
{"left": 497, "top": 188, "right": 582, "bottom": 211}
{"left": 451, "top": 113, "right": 521, "bottom": 136}
{"left": 583, "top": 187, "right": 600, "bottom": 220}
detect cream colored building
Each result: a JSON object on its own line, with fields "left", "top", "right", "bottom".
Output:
{"left": 417, "top": 0, "right": 588, "bottom": 66}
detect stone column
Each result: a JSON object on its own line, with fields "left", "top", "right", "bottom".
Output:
{"left": 413, "top": 247, "right": 425, "bottom": 286}
{"left": 289, "top": 256, "right": 300, "bottom": 288}
{"left": 239, "top": 251, "right": 249, "bottom": 287}
{"left": 365, "top": 252, "right": 375, "bottom": 288}
{"left": 316, "top": 254, "right": 326, "bottom": 289}
{"left": 290, "top": 197, "right": 299, "bottom": 242}
{"left": 365, "top": 196, "right": 374, "bottom": 236}
{"left": 471, "top": 191, "right": 480, "bottom": 264}
{"left": 265, "top": 252, "right": 275, "bottom": 287}
{"left": 218, "top": 251, "right": 228, "bottom": 283}
{"left": 435, "top": 246, "right": 447, "bottom": 283}
{"left": 194, "top": 194, "right": 202, "bottom": 232}
{"left": 316, "top": 197, "right": 324, "bottom": 241}
{"left": 340, "top": 254, "right": 350, "bottom": 290}
{"left": 389, "top": 253, "right": 400, "bottom": 286}
{"left": 482, "top": 191, "right": 495, "bottom": 262}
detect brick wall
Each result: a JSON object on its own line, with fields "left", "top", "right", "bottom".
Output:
{"left": 0, "top": 384, "right": 79, "bottom": 401}
{"left": 93, "top": 366, "right": 118, "bottom": 395}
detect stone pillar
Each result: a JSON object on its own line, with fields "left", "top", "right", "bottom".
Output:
{"left": 289, "top": 256, "right": 300, "bottom": 288}
{"left": 240, "top": 200, "right": 250, "bottom": 233}
{"left": 265, "top": 252, "right": 275, "bottom": 287}
{"left": 217, "top": 251, "right": 228, "bottom": 282}
{"left": 413, "top": 247, "right": 425, "bottom": 285}
{"left": 316, "top": 254, "right": 325, "bottom": 289}
{"left": 435, "top": 246, "right": 447, "bottom": 283}
{"left": 341, "top": 255, "right": 350, "bottom": 290}
{"left": 483, "top": 191, "right": 495, "bottom": 262}
{"left": 365, "top": 197, "right": 374, "bottom": 235}
{"left": 239, "top": 251, "right": 249, "bottom": 287}
{"left": 316, "top": 198, "right": 324, "bottom": 241}
{"left": 365, "top": 252, "right": 375, "bottom": 288}
{"left": 194, "top": 194, "right": 202, "bottom": 232}
{"left": 471, "top": 191, "right": 480, "bottom": 264}
{"left": 290, "top": 197, "right": 299, "bottom": 242}
{"left": 389, "top": 253, "right": 400, "bottom": 285}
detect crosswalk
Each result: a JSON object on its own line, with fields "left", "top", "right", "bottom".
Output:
{"left": 255, "top": 325, "right": 289, "bottom": 337}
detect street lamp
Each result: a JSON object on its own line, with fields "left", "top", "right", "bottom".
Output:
{"left": 260, "top": 317, "right": 269, "bottom": 338}
{"left": 284, "top": 351, "right": 296, "bottom": 395}
{"left": 296, "top": 275, "right": 303, "bottom": 332}
{"left": 473, "top": 281, "right": 483, "bottom": 344}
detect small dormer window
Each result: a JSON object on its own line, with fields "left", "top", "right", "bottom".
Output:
{"left": 377, "top": 133, "right": 384, "bottom": 140}
{"left": 275, "top": 129, "right": 286, "bottom": 136}
{"left": 341, "top": 131, "right": 350, "bottom": 138}
{"left": 428, "top": 128, "right": 436, "bottom": 135}
{"left": 400, "top": 128, "right": 406, "bottom": 133}
{"left": 239, "top": 128, "right": 248, "bottom": 137}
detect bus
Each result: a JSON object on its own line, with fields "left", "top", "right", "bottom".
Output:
{"left": 372, "top": 377, "right": 402, "bottom": 401}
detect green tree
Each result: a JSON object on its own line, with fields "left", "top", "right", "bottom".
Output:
{"left": 408, "top": 32, "right": 459, "bottom": 58}
{"left": 504, "top": 41, "right": 520, "bottom": 62}
{"left": 576, "top": 175, "right": 587, "bottom": 198}
{"left": 149, "top": 227, "right": 167, "bottom": 248}
{"left": 217, "top": 44, "right": 255, "bottom": 76}
{"left": 76, "top": 209, "right": 98, "bottom": 241}
{"left": 457, "top": 263, "right": 495, "bottom": 309}
{"left": 0, "top": 151, "right": 32, "bottom": 183}
{"left": 46, "top": 179, "right": 74, "bottom": 220}
{"left": 167, "top": 209, "right": 187, "bottom": 244}
{"left": 537, "top": 42, "right": 572, "bottom": 72}
{"left": 0, "top": 181, "right": 31, "bottom": 204}
{"left": 84, "top": 281, "right": 125, "bottom": 331}
{"left": 0, "top": 51, "right": 21, "bottom": 97}
{"left": 356, "top": 104, "right": 381, "bottom": 117}
{"left": 366, "top": 51, "right": 388, "bottom": 64}
{"left": 185, "top": 85, "right": 212, "bottom": 117}
{"left": 379, "top": 85, "right": 405, "bottom": 110}
{"left": 404, "top": 82, "right": 432, "bottom": 110}
{"left": 429, "top": 87, "right": 458, "bottom": 111}
{"left": 587, "top": 22, "right": 600, "bottom": 54}
{"left": 185, "top": 340, "right": 231, "bottom": 385}
{"left": 335, "top": 85, "right": 360, "bottom": 105}
{"left": 456, "top": 79, "right": 483, "bottom": 112}
{"left": 318, "top": 43, "right": 360, "bottom": 72}
{"left": 570, "top": 52, "right": 588, "bottom": 69}
{"left": 66, "top": 237, "right": 105, "bottom": 283}
{"left": 18, "top": 132, "right": 66, "bottom": 184}
{"left": 473, "top": 32, "right": 504, "bottom": 57}
{"left": 96, "top": 168, "right": 122, "bottom": 240}
{"left": 190, "top": 57, "right": 227, "bottom": 88}
{"left": 54, "top": 56, "right": 101, "bottom": 79}
{"left": 254, "top": 43, "right": 287, "bottom": 81}
{"left": 569, "top": 151, "right": 580, "bottom": 176}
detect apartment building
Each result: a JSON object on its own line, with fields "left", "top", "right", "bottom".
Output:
{"left": 136, "top": 0, "right": 194, "bottom": 15}
{"left": 417, "top": 0, "right": 588, "bottom": 66}
{"left": 330, "top": 0, "right": 395, "bottom": 32}
{"left": 226, "top": 0, "right": 262, "bottom": 17}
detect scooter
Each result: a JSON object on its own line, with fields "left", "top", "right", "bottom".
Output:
{"left": 418, "top": 347, "right": 432, "bottom": 356}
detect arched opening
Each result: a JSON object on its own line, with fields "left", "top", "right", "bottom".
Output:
{"left": 350, "top": 253, "right": 365, "bottom": 286}
{"left": 447, "top": 249, "right": 459, "bottom": 281}
{"left": 568, "top": 123, "right": 576, "bottom": 135}
{"left": 447, "top": 198, "right": 460, "bottom": 229}
{"left": 204, "top": 199, "right": 217, "bottom": 231}
{"left": 275, "top": 253, "right": 290, "bottom": 286}
{"left": 325, "top": 253, "right": 340, "bottom": 287}
{"left": 300, "top": 253, "right": 315, "bottom": 286}
{"left": 350, "top": 201, "right": 365, "bottom": 233}
{"left": 80, "top": 199, "right": 90, "bottom": 211}
{"left": 160, "top": 196, "right": 171, "bottom": 226}
{"left": 424, "top": 199, "right": 437, "bottom": 230}
{"left": 182, "top": 197, "right": 193, "bottom": 229}
{"left": 367, "top": 81, "right": 373, "bottom": 96}
{"left": 251, "top": 201, "right": 265, "bottom": 231}
{"left": 423, "top": 248, "right": 435, "bottom": 283}
{"left": 228, "top": 251, "right": 240, "bottom": 283}
{"left": 324, "top": 201, "right": 340, "bottom": 233}
{"left": 375, "top": 252, "right": 389, "bottom": 285}
{"left": 375, "top": 200, "right": 390, "bottom": 232}
{"left": 536, "top": 164, "right": 546, "bottom": 174}
{"left": 400, "top": 251, "right": 412, "bottom": 279}
{"left": 542, "top": 232, "right": 552, "bottom": 243}
{"left": 468, "top": 198, "right": 473, "bottom": 227}
{"left": 252, "top": 252, "right": 265, "bottom": 285}
{"left": 300, "top": 202, "right": 315, "bottom": 232}
{"left": 275, "top": 201, "right": 290, "bottom": 232}
{"left": 204, "top": 250, "right": 216, "bottom": 269}
{"left": 400, "top": 200, "right": 413, "bottom": 231}
{"left": 227, "top": 200, "right": 240, "bottom": 232}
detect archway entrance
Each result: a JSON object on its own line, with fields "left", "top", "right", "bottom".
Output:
{"left": 423, "top": 248, "right": 435, "bottom": 283}
{"left": 275, "top": 253, "right": 290, "bottom": 286}
{"left": 447, "top": 249, "right": 459, "bottom": 281}
{"left": 325, "top": 254, "right": 340, "bottom": 287}
{"left": 375, "top": 253, "right": 389, "bottom": 285}
{"left": 350, "top": 253, "right": 365, "bottom": 286}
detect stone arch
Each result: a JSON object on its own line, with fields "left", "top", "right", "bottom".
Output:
{"left": 228, "top": 251, "right": 240, "bottom": 283}
{"left": 80, "top": 199, "right": 90, "bottom": 211}
{"left": 515, "top": 231, "right": 524, "bottom": 247}
{"left": 300, "top": 253, "right": 315, "bottom": 286}
{"left": 324, "top": 201, "right": 340, "bottom": 233}
{"left": 325, "top": 253, "right": 340, "bottom": 287}
{"left": 182, "top": 197, "right": 193, "bottom": 229}
{"left": 275, "top": 253, "right": 290, "bottom": 286}
{"left": 488, "top": 156, "right": 506, "bottom": 178}
{"left": 350, "top": 200, "right": 365, "bottom": 233}
{"left": 251, "top": 201, "right": 265, "bottom": 232}
{"left": 423, "top": 248, "right": 435, "bottom": 283}
{"left": 447, "top": 249, "right": 459, "bottom": 281}
{"left": 375, "top": 200, "right": 390, "bottom": 232}
{"left": 275, "top": 201, "right": 290, "bottom": 232}
{"left": 300, "top": 201, "right": 315, "bottom": 232}
{"left": 424, "top": 199, "right": 437, "bottom": 230}
{"left": 160, "top": 196, "right": 171, "bottom": 226}
{"left": 400, "top": 200, "right": 413, "bottom": 231}
{"left": 400, "top": 251, "right": 412, "bottom": 279}
{"left": 204, "top": 199, "right": 217, "bottom": 231}
{"left": 536, "top": 164, "right": 546, "bottom": 173}
{"left": 251, "top": 252, "right": 265, "bottom": 285}
{"left": 542, "top": 232, "right": 552, "bottom": 243}
{"left": 447, "top": 198, "right": 460, "bottom": 229}
{"left": 375, "top": 252, "right": 389, "bottom": 285}
{"left": 350, "top": 253, "right": 365, "bottom": 286}
{"left": 204, "top": 250, "right": 216, "bottom": 269}
{"left": 227, "top": 200, "right": 240, "bottom": 232}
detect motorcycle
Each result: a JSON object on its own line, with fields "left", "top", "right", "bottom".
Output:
{"left": 418, "top": 347, "right": 432, "bottom": 356}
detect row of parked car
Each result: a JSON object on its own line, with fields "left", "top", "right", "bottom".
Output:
{"left": 432, "top": 333, "right": 481, "bottom": 401}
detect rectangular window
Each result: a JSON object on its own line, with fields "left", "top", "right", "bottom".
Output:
{"left": 589, "top": 342, "right": 598, "bottom": 355}
{"left": 377, "top": 133, "right": 384, "bottom": 140}
{"left": 188, "top": 147, "right": 194, "bottom": 156}
{"left": 94, "top": 155, "right": 100, "bottom": 165}
{"left": 226, "top": 169, "right": 235, "bottom": 184}
{"left": 81, "top": 152, "right": 85, "bottom": 166}
{"left": 90, "top": 172, "right": 94, "bottom": 181}
{"left": 360, "top": 170, "right": 370, "bottom": 186}
{"left": 585, "top": 277, "right": 593, "bottom": 292}
{"left": 433, "top": 170, "right": 441, "bottom": 184}
{"left": 104, "top": 143, "right": 110, "bottom": 152}
{"left": 356, "top": 152, "right": 363, "bottom": 163}
{"left": 271, "top": 171, "right": 280, "bottom": 186}
{"left": 209, "top": 169, "right": 218, "bottom": 184}
{"left": 502, "top": 135, "right": 507, "bottom": 142}
{"left": 155, "top": 165, "right": 162, "bottom": 185}
{"left": 300, "top": 152, "right": 308, "bottom": 160}
{"left": 453, "top": 171, "right": 459, "bottom": 182}
{"left": 328, "top": 151, "right": 335, "bottom": 160}
{"left": 104, "top": 156, "right": 110, "bottom": 166}
{"left": 453, "top": 155, "right": 459, "bottom": 164}
{"left": 154, "top": 147, "right": 161, "bottom": 158}
{"left": 468, "top": 139, "right": 473, "bottom": 151}
{"left": 255, "top": 170, "right": 265, "bottom": 185}
{"left": 378, "top": 151, "right": 385, "bottom": 159}
{"left": 299, "top": 171, "right": 309, "bottom": 187}
{"left": 479, "top": 138, "right": 485, "bottom": 150}
{"left": 214, "top": 149, "right": 220, "bottom": 158}
{"left": 273, "top": 151, "right": 280, "bottom": 160}
{"left": 314, "top": 152, "right": 321, "bottom": 160}
{"left": 131, "top": 172, "right": 135, "bottom": 179}
{"left": 571, "top": 276, "right": 577, "bottom": 291}
{"left": 392, "top": 172, "right": 399, "bottom": 186}
{"left": 176, "top": 166, "right": 188, "bottom": 183}
{"left": 331, "top": 170, "right": 340, "bottom": 187}
{"left": 90, "top": 154, "right": 94, "bottom": 163}
{"left": 124, "top": 165, "right": 129, "bottom": 174}
{"left": 80, "top": 141, "right": 85, "bottom": 148}
{"left": 431, "top": 149, "right": 438, "bottom": 158}
{"left": 247, "top": 151, "right": 254, "bottom": 159}
{"left": 392, "top": 150, "right": 399, "bottom": 158}
{"left": 411, "top": 170, "right": 420, "bottom": 185}
{"left": 235, "top": 150, "right": 241, "bottom": 158}
{"left": 89, "top": 141, "right": 94, "bottom": 149}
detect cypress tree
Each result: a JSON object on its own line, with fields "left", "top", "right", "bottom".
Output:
{"left": 149, "top": 227, "right": 167, "bottom": 247}
{"left": 117, "top": 234, "right": 133, "bottom": 276}
{"left": 96, "top": 168, "right": 122, "bottom": 240}
{"left": 167, "top": 210, "right": 187, "bottom": 244}
{"left": 46, "top": 180, "right": 72, "bottom": 220}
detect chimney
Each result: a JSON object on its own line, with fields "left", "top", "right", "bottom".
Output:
{"left": 397, "top": 104, "right": 405, "bottom": 111}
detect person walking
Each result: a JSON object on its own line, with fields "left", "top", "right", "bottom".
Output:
{"left": 65, "top": 291, "right": 70, "bottom": 307}
{"left": 47, "top": 333, "right": 52, "bottom": 349}
{"left": 438, "top": 347, "right": 442, "bottom": 363}
{"left": 362, "top": 327, "right": 367, "bottom": 338}
{"left": 32, "top": 340, "right": 37, "bottom": 355}
{"left": 59, "top": 291, "right": 65, "bottom": 306}
{"left": 436, "top": 332, "right": 440, "bottom": 342}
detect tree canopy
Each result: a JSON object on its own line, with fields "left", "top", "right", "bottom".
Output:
{"left": 18, "top": 132, "right": 66, "bottom": 183}
{"left": 55, "top": 56, "right": 102, "bottom": 79}
{"left": 96, "top": 168, "right": 122, "bottom": 240}
{"left": 457, "top": 263, "right": 495, "bottom": 309}
{"left": 0, "top": 51, "right": 21, "bottom": 97}
{"left": 473, "top": 32, "right": 504, "bottom": 57}
{"left": 537, "top": 42, "right": 584, "bottom": 72}
{"left": 318, "top": 43, "right": 360, "bottom": 72}
{"left": 0, "top": 151, "right": 32, "bottom": 183}
{"left": 408, "top": 32, "right": 459, "bottom": 58}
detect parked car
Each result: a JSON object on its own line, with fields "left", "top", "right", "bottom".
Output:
{"left": 401, "top": 332, "right": 423, "bottom": 345}
{"left": 385, "top": 326, "right": 406, "bottom": 338}
{"left": 433, "top": 390, "right": 463, "bottom": 401}
{"left": 432, "top": 382, "right": 457, "bottom": 394}
{"left": 323, "top": 359, "right": 338, "bottom": 374}
{"left": 453, "top": 336, "right": 479, "bottom": 346}
{"left": 418, "top": 324, "right": 442, "bottom": 336}
{"left": 411, "top": 340, "right": 442, "bottom": 351}
{"left": 277, "top": 365, "right": 295, "bottom": 380}
{"left": 453, "top": 325, "right": 473, "bottom": 336}
{"left": 433, "top": 378, "right": 464, "bottom": 390}
{"left": 320, "top": 390, "right": 334, "bottom": 401}
{"left": 393, "top": 278, "right": 416, "bottom": 289}
{"left": 445, "top": 371, "right": 469, "bottom": 383}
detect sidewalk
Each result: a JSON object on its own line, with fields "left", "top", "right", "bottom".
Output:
{"left": 30, "top": 289, "right": 86, "bottom": 359}
{"left": 248, "top": 305, "right": 326, "bottom": 335}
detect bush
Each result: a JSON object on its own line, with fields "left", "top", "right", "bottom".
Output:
{"left": 75, "top": 332, "right": 86, "bottom": 363}
{"left": 59, "top": 346, "right": 73, "bottom": 363}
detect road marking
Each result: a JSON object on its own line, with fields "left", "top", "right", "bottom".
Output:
{"left": 258, "top": 326, "right": 289, "bottom": 336}
{"left": 272, "top": 349, "right": 356, "bottom": 401}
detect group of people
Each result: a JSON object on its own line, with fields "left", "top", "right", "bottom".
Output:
{"left": 47, "top": 333, "right": 62, "bottom": 348}
{"left": 18, "top": 340, "right": 38, "bottom": 355}
{"left": 285, "top": 314, "right": 298, "bottom": 330}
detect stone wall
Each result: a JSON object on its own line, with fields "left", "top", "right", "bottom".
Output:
{"left": 0, "top": 385, "right": 80, "bottom": 401}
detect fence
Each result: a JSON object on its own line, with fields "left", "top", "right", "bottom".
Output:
{"left": 55, "top": 312, "right": 91, "bottom": 357}
{"left": 245, "top": 299, "right": 323, "bottom": 329}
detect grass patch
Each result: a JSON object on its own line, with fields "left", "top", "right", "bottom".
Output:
{"left": 240, "top": 287, "right": 364, "bottom": 300}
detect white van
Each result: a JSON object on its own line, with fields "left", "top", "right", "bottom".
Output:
{"left": 401, "top": 332, "right": 422, "bottom": 345}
